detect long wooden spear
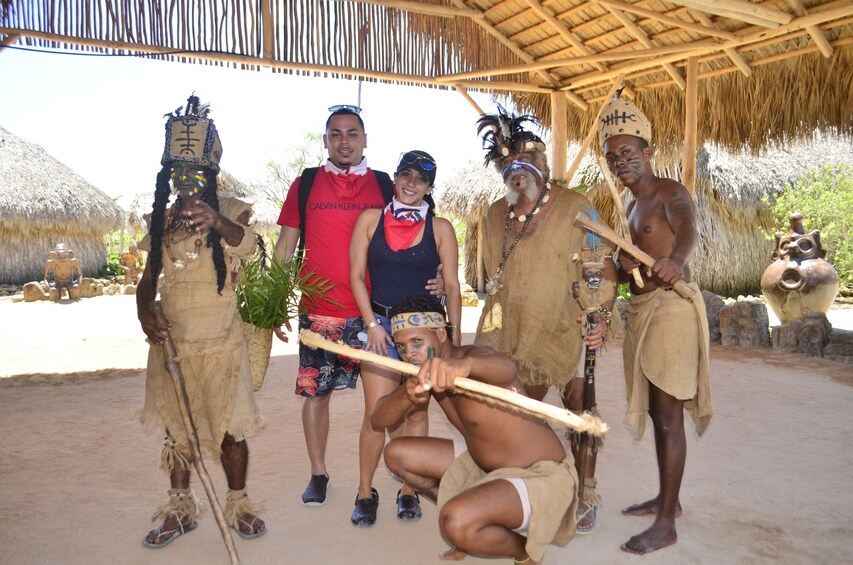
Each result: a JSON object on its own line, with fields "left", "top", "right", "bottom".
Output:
{"left": 574, "top": 212, "right": 695, "bottom": 300}
{"left": 299, "top": 329, "right": 608, "bottom": 437}
{"left": 153, "top": 302, "right": 240, "bottom": 565}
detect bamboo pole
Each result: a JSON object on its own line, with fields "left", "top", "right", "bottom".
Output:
{"left": 593, "top": 0, "right": 737, "bottom": 40}
{"left": 786, "top": 0, "right": 834, "bottom": 57}
{"left": 550, "top": 91, "right": 568, "bottom": 181}
{"left": 523, "top": 0, "right": 608, "bottom": 73}
{"left": 597, "top": 156, "right": 643, "bottom": 287}
{"left": 299, "top": 330, "right": 608, "bottom": 437}
{"left": 453, "top": 84, "right": 485, "bottom": 115}
{"left": 682, "top": 57, "right": 699, "bottom": 195}
{"left": 667, "top": 0, "right": 793, "bottom": 26}
{"left": 574, "top": 213, "right": 695, "bottom": 299}
{"left": 564, "top": 77, "right": 624, "bottom": 185}
{"left": 152, "top": 303, "right": 240, "bottom": 565}
{"left": 476, "top": 221, "right": 485, "bottom": 293}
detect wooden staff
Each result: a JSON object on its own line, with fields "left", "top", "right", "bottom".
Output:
{"left": 153, "top": 303, "right": 240, "bottom": 565}
{"left": 597, "top": 156, "right": 644, "bottom": 288}
{"left": 574, "top": 212, "right": 695, "bottom": 300}
{"left": 575, "top": 311, "right": 599, "bottom": 504}
{"left": 299, "top": 329, "right": 608, "bottom": 437}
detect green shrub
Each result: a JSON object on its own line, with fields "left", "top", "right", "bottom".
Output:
{"left": 763, "top": 163, "right": 853, "bottom": 294}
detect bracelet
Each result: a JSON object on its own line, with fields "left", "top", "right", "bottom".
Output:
{"left": 365, "top": 319, "right": 381, "bottom": 330}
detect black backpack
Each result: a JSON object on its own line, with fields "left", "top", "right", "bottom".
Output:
{"left": 296, "top": 167, "right": 394, "bottom": 254}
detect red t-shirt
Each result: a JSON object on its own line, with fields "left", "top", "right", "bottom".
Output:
{"left": 278, "top": 168, "right": 386, "bottom": 317}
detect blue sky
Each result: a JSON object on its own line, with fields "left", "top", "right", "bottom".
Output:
{"left": 0, "top": 46, "right": 516, "bottom": 208}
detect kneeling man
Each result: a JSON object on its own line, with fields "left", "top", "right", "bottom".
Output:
{"left": 372, "top": 294, "right": 579, "bottom": 564}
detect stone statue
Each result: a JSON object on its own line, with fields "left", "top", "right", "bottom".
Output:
{"left": 761, "top": 213, "right": 838, "bottom": 324}
{"left": 44, "top": 242, "right": 82, "bottom": 300}
{"left": 118, "top": 240, "right": 144, "bottom": 285}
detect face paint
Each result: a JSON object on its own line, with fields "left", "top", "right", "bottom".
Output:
{"left": 396, "top": 344, "right": 407, "bottom": 357}
{"left": 426, "top": 347, "right": 437, "bottom": 359}
{"left": 170, "top": 163, "right": 207, "bottom": 194}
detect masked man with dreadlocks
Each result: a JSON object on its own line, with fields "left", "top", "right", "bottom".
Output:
{"left": 475, "top": 108, "right": 617, "bottom": 534}
{"left": 136, "top": 95, "right": 265, "bottom": 548}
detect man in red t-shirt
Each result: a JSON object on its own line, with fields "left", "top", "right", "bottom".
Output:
{"left": 273, "top": 107, "right": 443, "bottom": 512}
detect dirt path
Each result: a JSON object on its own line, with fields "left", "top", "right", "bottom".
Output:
{"left": 1, "top": 296, "right": 851, "bottom": 564}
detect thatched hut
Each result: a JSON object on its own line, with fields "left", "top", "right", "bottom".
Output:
{"left": 0, "top": 126, "right": 123, "bottom": 285}
{"left": 441, "top": 135, "right": 853, "bottom": 297}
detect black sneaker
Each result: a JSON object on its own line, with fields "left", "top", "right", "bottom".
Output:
{"left": 302, "top": 474, "right": 329, "bottom": 506}
{"left": 396, "top": 489, "right": 422, "bottom": 522}
{"left": 351, "top": 488, "right": 379, "bottom": 527}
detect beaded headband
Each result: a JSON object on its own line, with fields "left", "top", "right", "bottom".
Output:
{"left": 390, "top": 311, "right": 447, "bottom": 334}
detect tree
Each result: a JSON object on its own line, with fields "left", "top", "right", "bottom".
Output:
{"left": 252, "top": 132, "right": 324, "bottom": 208}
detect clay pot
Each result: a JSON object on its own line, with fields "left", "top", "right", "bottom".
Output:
{"left": 761, "top": 213, "right": 838, "bottom": 323}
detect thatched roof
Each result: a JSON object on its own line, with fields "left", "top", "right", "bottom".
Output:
{"left": 444, "top": 133, "right": 853, "bottom": 296}
{"left": 0, "top": 125, "right": 123, "bottom": 284}
{"left": 1, "top": 1, "right": 850, "bottom": 153}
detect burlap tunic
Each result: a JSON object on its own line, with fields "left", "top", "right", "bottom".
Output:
{"left": 139, "top": 197, "right": 262, "bottom": 457}
{"left": 476, "top": 188, "right": 597, "bottom": 387}
{"left": 623, "top": 282, "right": 713, "bottom": 439}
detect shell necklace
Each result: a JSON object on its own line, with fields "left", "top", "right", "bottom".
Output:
{"left": 485, "top": 183, "right": 551, "bottom": 296}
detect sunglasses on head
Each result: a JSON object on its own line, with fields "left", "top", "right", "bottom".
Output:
{"left": 399, "top": 152, "right": 437, "bottom": 171}
{"left": 328, "top": 104, "right": 362, "bottom": 114}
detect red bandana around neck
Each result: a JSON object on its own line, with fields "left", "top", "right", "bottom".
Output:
{"left": 383, "top": 198, "right": 429, "bottom": 251}
{"left": 329, "top": 170, "right": 371, "bottom": 199}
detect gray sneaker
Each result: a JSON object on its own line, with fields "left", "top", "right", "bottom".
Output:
{"left": 302, "top": 474, "right": 329, "bottom": 506}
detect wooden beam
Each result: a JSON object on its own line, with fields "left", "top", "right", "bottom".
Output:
{"left": 446, "top": 0, "right": 560, "bottom": 88}
{"left": 436, "top": 40, "right": 721, "bottom": 82}
{"left": 523, "top": 0, "right": 608, "bottom": 73}
{"left": 689, "top": 10, "right": 753, "bottom": 76}
{"left": 665, "top": 0, "right": 793, "bottom": 27}
{"left": 0, "top": 33, "right": 20, "bottom": 53}
{"left": 786, "top": 0, "right": 834, "bottom": 57}
{"left": 607, "top": 6, "right": 686, "bottom": 90}
{"left": 453, "top": 84, "right": 485, "bottom": 115}
{"left": 260, "top": 0, "right": 273, "bottom": 60}
{"left": 593, "top": 0, "right": 738, "bottom": 40}
{"left": 550, "top": 91, "right": 568, "bottom": 181}
{"left": 682, "top": 57, "right": 699, "bottom": 195}
{"left": 340, "top": 0, "right": 479, "bottom": 19}
{"left": 565, "top": 78, "right": 624, "bottom": 185}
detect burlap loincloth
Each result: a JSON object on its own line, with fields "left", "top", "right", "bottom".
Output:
{"left": 437, "top": 451, "right": 578, "bottom": 562}
{"left": 623, "top": 282, "right": 713, "bottom": 439}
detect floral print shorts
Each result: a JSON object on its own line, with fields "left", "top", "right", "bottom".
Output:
{"left": 296, "top": 313, "right": 363, "bottom": 398}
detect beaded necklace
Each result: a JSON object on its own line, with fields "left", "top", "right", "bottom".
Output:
{"left": 163, "top": 206, "right": 203, "bottom": 269}
{"left": 485, "top": 183, "right": 552, "bottom": 296}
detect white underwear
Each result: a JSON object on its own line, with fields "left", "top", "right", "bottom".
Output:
{"left": 504, "top": 477, "right": 531, "bottom": 535}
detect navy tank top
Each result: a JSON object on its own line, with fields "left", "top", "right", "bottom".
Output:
{"left": 368, "top": 210, "right": 440, "bottom": 310}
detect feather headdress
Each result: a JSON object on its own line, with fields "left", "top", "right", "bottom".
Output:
{"left": 477, "top": 106, "right": 547, "bottom": 166}
{"left": 162, "top": 93, "right": 222, "bottom": 171}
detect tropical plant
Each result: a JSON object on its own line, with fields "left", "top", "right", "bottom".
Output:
{"left": 236, "top": 236, "right": 337, "bottom": 329}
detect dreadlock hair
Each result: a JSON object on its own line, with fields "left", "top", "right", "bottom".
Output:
{"left": 147, "top": 165, "right": 227, "bottom": 295}
{"left": 389, "top": 293, "right": 449, "bottom": 329}
{"left": 147, "top": 165, "right": 172, "bottom": 296}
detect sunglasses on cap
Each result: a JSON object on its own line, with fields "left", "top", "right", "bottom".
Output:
{"left": 398, "top": 151, "right": 437, "bottom": 171}
{"left": 328, "top": 104, "right": 362, "bottom": 114}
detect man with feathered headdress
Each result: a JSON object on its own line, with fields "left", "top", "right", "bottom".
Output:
{"left": 136, "top": 94, "right": 266, "bottom": 548}
{"left": 475, "top": 106, "right": 617, "bottom": 535}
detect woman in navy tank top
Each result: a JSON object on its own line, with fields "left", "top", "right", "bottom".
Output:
{"left": 349, "top": 150, "right": 461, "bottom": 527}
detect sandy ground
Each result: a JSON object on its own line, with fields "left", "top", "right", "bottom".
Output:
{"left": 1, "top": 295, "right": 852, "bottom": 565}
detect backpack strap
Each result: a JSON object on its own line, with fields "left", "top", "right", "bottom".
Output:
{"left": 297, "top": 167, "right": 320, "bottom": 254}
{"left": 374, "top": 170, "right": 395, "bottom": 205}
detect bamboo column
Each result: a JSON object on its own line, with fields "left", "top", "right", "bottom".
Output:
{"left": 550, "top": 91, "right": 568, "bottom": 182}
{"left": 682, "top": 57, "right": 699, "bottom": 195}
{"left": 476, "top": 219, "right": 485, "bottom": 293}
{"left": 564, "top": 77, "right": 624, "bottom": 185}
